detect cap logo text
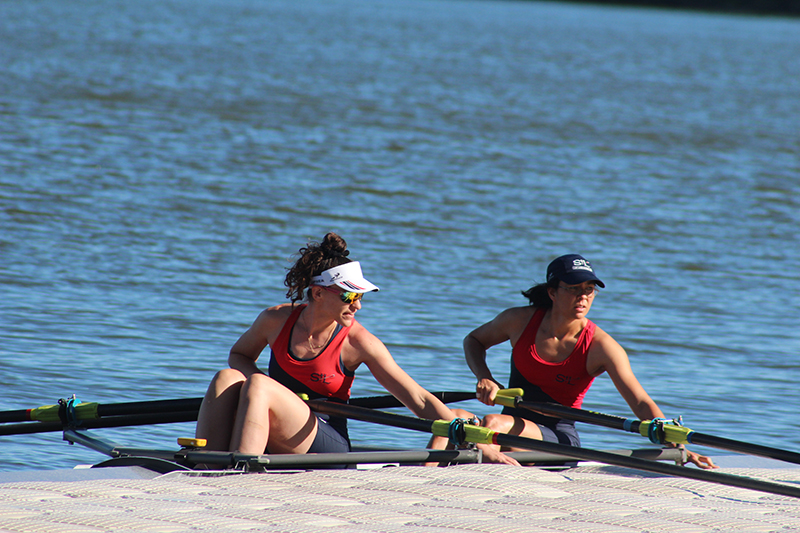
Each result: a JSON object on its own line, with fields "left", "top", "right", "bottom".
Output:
{"left": 571, "top": 259, "right": 593, "bottom": 272}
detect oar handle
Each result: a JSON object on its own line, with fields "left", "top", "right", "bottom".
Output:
{"left": 492, "top": 388, "right": 523, "bottom": 408}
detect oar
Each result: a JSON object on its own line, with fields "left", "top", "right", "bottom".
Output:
{"left": 0, "top": 397, "right": 204, "bottom": 424}
{"left": 493, "top": 390, "right": 800, "bottom": 467}
{"left": 0, "top": 392, "right": 476, "bottom": 436}
{"left": 0, "top": 392, "right": 474, "bottom": 425}
{"left": 307, "top": 399, "right": 800, "bottom": 499}
{"left": 0, "top": 412, "right": 199, "bottom": 436}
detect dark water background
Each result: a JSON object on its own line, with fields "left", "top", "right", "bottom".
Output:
{"left": 1, "top": 0, "right": 799, "bottom": 470}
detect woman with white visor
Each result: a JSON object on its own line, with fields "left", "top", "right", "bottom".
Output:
{"left": 196, "top": 232, "right": 517, "bottom": 465}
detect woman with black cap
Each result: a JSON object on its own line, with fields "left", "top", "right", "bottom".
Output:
{"left": 445, "top": 254, "right": 716, "bottom": 469}
{"left": 195, "top": 232, "right": 517, "bottom": 465}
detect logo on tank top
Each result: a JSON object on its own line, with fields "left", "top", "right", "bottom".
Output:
{"left": 311, "top": 372, "right": 334, "bottom": 384}
{"left": 556, "top": 374, "right": 577, "bottom": 385}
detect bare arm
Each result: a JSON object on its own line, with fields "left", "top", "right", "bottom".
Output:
{"left": 228, "top": 306, "right": 290, "bottom": 378}
{"left": 465, "top": 307, "right": 531, "bottom": 405}
{"left": 350, "top": 324, "right": 519, "bottom": 466}
{"left": 351, "top": 325, "right": 454, "bottom": 421}
{"left": 591, "top": 331, "right": 717, "bottom": 470}
{"left": 591, "top": 333, "right": 663, "bottom": 420}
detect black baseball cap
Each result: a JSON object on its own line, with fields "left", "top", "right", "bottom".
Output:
{"left": 546, "top": 254, "right": 605, "bottom": 288}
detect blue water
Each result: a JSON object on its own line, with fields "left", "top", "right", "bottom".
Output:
{"left": 1, "top": 0, "right": 799, "bottom": 471}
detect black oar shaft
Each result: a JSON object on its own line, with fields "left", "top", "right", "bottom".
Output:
{"left": 0, "top": 398, "right": 205, "bottom": 425}
{"left": 0, "top": 409, "right": 31, "bottom": 424}
{"left": 0, "top": 412, "right": 198, "bottom": 436}
{"left": 516, "top": 401, "right": 640, "bottom": 432}
{"left": 309, "top": 400, "right": 800, "bottom": 500}
{"left": 350, "top": 391, "right": 475, "bottom": 409}
{"left": 312, "top": 400, "right": 436, "bottom": 433}
{"left": 96, "top": 398, "right": 203, "bottom": 418}
{"left": 688, "top": 433, "right": 800, "bottom": 465}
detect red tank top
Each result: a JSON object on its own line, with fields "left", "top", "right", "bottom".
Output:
{"left": 269, "top": 305, "right": 355, "bottom": 401}
{"left": 511, "top": 308, "right": 596, "bottom": 408}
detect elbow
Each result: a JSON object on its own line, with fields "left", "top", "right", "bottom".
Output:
{"left": 228, "top": 351, "right": 251, "bottom": 368}
{"left": 463, "top": 333, "right": 476, "bottom": 347}
{"left": 463, "top": 333, "right": 483, "bottom": 353}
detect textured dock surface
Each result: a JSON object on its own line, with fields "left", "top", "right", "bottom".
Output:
{"left": 0, "top": 463, "right": 799, "bottom": 532}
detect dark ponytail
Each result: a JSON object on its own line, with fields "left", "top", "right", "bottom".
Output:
{"left": 284, "top": 233, "right": 352, "bottom": 303}
{"left": 521, "top": 277, "right": 559, "bottom": 308}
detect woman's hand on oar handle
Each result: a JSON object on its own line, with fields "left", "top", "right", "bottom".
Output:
{"left": 475, "top": 379, "right": 510, "bottom": 406}
{"left": 475, "top": 378, "right": 497, "bottom": 405}
{"left": 491, "top": 388, "right": 523, "bottom": 408}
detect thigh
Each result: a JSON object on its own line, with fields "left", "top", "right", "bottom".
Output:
{"left": 237, "top": 374, "right": 320, "bottom": 454}
{"left": 482, "top": 413, "right": 544, "bottom": 442}
{"left": 196, "top": 368, "right": 247, "bottom": 449}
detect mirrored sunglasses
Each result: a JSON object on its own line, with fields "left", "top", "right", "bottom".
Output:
{"left": 321, "top": 285, "right": 363, "bottom": 304}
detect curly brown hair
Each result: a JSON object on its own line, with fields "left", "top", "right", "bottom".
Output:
{"left": 284, "top": 232, "right": 352, "bottom": 303}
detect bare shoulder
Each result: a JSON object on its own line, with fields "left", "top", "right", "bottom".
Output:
{"left": 587, "top": 324, "right": 628, "bottom": 374}
{"left": 345, "top": 320, "right": 384, "bottom": 352}
{"left": 250, "top": 303, "right": 297, "bottom": 335}
{"left": 493, "top": 306, "right": 536, "bottom": 334}
{"left": 484, "top": 306, "right": 533, "bottom": 328}
{"left": 500, "top": 305, "right": 536, "bottom": 321}
{"left": 468, "top": 306, "right": 535, "bottom": 347}
{"left": 261, "top": 302, "right": 297, "bottom": 318}
{"left": 591, "top": 324, "right": 624, "bottom": 352}
{"left": 230, "top": 303, "right": 298, "bottom": 359}
{"left": 343, "top": 320, "right": 391, "bottom": 366}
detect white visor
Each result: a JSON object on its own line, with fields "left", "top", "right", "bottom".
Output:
{"left": 310, "top": 261, "right": 379, "bottom": 293}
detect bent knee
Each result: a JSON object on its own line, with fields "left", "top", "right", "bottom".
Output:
{"left": 481, "top": 413, "right": 514, "bottom": 433}
{"left": 215, "top": 368, "right": 246, "bottom": 387}
{"left": 241, "top": 373, "right": 289, "bottom": 400}
{"left": 206, "top": 369, "right": 247, "bottom": 397}
{"left": 244, "top": 372, "right": 277, "bottom": 389}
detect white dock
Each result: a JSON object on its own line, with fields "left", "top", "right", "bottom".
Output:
{"left": 0, "top": 462, "right": 799, "bottom": 532}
